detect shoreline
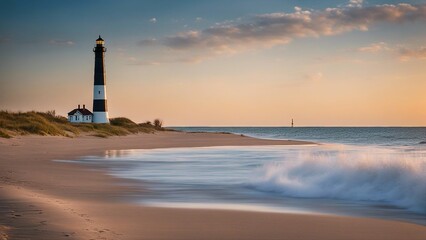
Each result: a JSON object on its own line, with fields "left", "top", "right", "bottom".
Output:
{"left": 1, "top": 132, "right": 425, "bottom": 239}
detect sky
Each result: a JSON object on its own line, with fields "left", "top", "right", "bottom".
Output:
{"left": 1, "top": 0, "right": 426, "bottom": 126}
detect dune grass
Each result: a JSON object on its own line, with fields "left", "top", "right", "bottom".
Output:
{"left": 0, "top": 110, "right": 166, "bottom": 138}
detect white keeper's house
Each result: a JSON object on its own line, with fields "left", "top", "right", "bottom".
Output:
{"left": 68, "top": 105, "right": 93, "bottom": 123}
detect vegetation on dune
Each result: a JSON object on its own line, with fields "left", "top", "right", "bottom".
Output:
{"left": 0, "top": 110, "right": 168, "bottom": 138}
{"left": 0, "top": 129, "right": 11, "bottom": 138}
{"left": 153, "top": 118, "right": 163, "bottom": 128}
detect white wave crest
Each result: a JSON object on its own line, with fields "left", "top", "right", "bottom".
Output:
{"left": 251, "top": 147, "right": 426, "bottom": 213}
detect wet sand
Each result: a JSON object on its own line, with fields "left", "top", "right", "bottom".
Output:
{"left": 0, "top": 131, "right": 425, "bottom": 239}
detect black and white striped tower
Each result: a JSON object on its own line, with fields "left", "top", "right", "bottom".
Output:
{"left": 92, "top": 35, "right": 109, "bottom": 123}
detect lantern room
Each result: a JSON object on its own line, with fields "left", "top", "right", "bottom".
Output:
{"left": 96, "top": 35, "right": 104, "bottom": 45}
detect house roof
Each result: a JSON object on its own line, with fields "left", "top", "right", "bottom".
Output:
{"left": 68, "top": 108, "right": 93, "bottom": 116}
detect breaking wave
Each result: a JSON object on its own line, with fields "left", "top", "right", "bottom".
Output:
{"left": 251, "top": 147, "right": 426, "bottom": 213}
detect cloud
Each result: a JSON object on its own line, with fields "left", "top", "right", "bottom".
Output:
{"left": 138, "top": 38, "right": 157, "bottom": 46}
{"left": 356, "top": 43, "right": 426, "bottom": 61}
{"left": 116, "top": 45, "right": 208, "bottom": 66}
{"left": 304, "top": 72, "right": 323, "bottom": 82}
{"left": 163, "top": 3, "right": 426, "bottom": 57}
{"left": 126, "top": 54, "right": 208, "bottom": 66}
{"left": 48, "top": 39, "right": 74, "bottom": 46}
{"left": 399, "top": 47, "right": 426, "bottom": 61}
{"left": 357, "top": 42, "right": 389, "bottom": 53}
{"left": 195, "top": 17, "right": 203, "bottom": 22}
{"left": 347, "top": 0, "right": 364, "bottom": 8}
{"left": 149, "top": 18, "right": 157, "bottom": 24}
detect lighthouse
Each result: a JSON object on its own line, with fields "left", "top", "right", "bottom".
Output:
{"left": 92, "top": 35, "right": 109, "bottom": 123}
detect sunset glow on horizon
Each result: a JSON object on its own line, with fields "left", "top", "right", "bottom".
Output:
{"left": 1, "top": 0, "right": 426, "bottom": 126}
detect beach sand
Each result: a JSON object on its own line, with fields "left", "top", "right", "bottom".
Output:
{"left": 0, "top": 131, "right": 425, "bottom": 240}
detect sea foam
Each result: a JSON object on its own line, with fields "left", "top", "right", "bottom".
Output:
{"left": 251, "top": 146, "right": 426, "bottom": 214}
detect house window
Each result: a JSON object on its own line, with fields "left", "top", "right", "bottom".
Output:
{"left": 98, "top": 91, "right": 101, "bottom": 94}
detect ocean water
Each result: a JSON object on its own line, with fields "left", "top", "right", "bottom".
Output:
{"left": 172, "top": 127, "right": 426, "bottom": 146}
{"left": 73, "top": 128, "right": 426, "bottom": 224}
